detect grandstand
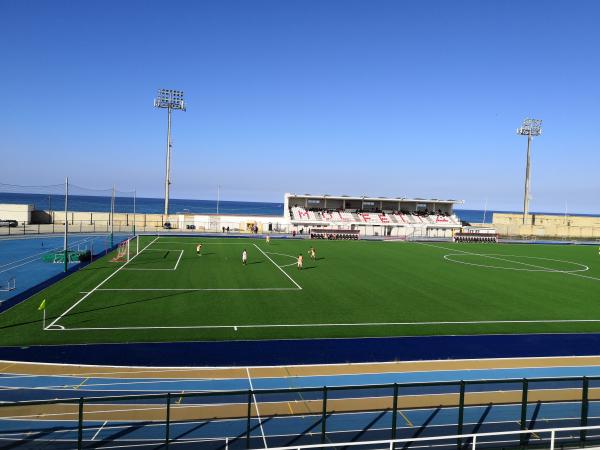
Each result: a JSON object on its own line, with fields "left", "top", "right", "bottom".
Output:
{"left": 285, "top": 193, "right": 463, "bottom": 238}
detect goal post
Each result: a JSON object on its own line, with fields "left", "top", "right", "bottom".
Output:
{"left": 110, "top": 235, "right": 139, "bottom": 263}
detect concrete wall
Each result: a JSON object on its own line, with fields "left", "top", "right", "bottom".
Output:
{"left": 0, "top": 204, "right": 33, "bottom": 224}
{"left": 493, "top": 213, "right": 600, "bottom": 238}
{"left": 32, "top": 210, "right": 290, "bottom": 234}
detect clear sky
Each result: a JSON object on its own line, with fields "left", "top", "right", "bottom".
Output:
{"left": 1, "top": 0, "right": 599, "bottom": 213}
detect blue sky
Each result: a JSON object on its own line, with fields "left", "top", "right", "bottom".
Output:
{"left": 1, "top": 1, "right": 599, "bottom": 213}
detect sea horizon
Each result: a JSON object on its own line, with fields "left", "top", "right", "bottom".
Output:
{"left": 1, "top": 191, "right": 599, "bottom": 224}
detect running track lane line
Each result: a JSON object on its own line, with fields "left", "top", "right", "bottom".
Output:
{"left": 91, "top": 420, "right": 108, "bottom": 441}
{"left": 45, "top": 236, "right": 160, "bottom": 330}
{"left": 246, "top": 367, "right": 268, "bottom": 448}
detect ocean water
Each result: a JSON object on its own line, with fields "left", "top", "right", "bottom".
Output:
{"left": 0, "top": 192, "right": 284, "bottom": 216}
{"left": 1, "top": 192, "right": 598, "bottom": 224}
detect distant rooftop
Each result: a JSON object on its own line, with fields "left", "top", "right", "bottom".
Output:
{"left": 285, "top": 193, "right": 463, "bottom": 204}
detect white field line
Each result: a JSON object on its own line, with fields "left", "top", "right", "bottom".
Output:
{"left": 43, "top": 317, "right": 600, "bottom": 332}
{"left": 419, "top": 241, "right": 600, "bottom": 282}
{"left": 95, "top": 287, "right": 298, "bottom": 291}
{"left": 45, "top": 236, "right": 160, "bottom": 330}
{"left": 152, "top": 242, "right": 248, "bottom": 245}
{"left": 247, "top": 367, "right": 268, "bottom": 449}
{"left": 124, "top": 249, "right": 183, "bottom": 271}
{"left": 443, "top": 253, "right": 589, "bottom": 273}
{"left": 173, "top": 249, "right": 184, "bottom": 270}
{"left": 265, "top": 251, "right": 297, "bottom": 268}
{"left": 264, "top": 251, "right": 297, "bottom": 260}
{"left": 91, "top": 420, "right": 107, "bottom": 441}
{"left": 254, "top": 243, "right": 302, "bottom": 290}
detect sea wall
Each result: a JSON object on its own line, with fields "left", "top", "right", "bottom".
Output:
{"left": 493, "top": 213, "right": 600, "bottom": 238}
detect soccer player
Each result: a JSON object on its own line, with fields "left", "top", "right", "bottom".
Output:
{"left": 297, "top": 254, "right": 303, "bottom": 270}
{"left": 266, "top": 235, "right": 271, "bottom": 244}
{"left": 196, "top": 243, "right": 203, "bottom": 256}
{"left": 308, "top": 246, "right": 316, "bottom": 260}
{"left": 242, "top": 249, "right": 248, "bottom": 266}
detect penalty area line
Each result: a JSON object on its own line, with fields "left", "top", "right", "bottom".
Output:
{"left": 44, "top": 236, "right": 161, "bottom": 331}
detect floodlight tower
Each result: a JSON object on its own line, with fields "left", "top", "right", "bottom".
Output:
{"left": 516, "top": 118, "right": 542, "bottom": 224}
{"left": 154, "top": 89, "right": 186, "bottom": 216}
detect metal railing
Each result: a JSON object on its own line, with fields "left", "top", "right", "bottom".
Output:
{"left": 0, "top": 375, "right": 599, "bottom": 449}
{"left": 266, "top": 424, "right": 600, "bottom": 450}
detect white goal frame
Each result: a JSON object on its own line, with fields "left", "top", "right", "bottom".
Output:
{"left": 110, "top": 235, "right": 139, "bottom": 263}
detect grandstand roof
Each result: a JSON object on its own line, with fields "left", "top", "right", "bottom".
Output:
{"left": 285, "top": 193, "right": 464, "bottom": 204}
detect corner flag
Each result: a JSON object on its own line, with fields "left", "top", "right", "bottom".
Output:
{"left": 38, "top": 299, "right": 46, "bottom": 311}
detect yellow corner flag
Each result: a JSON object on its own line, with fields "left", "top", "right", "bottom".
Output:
{"left": 38, "top": 299, "right": 46, "bottom": 311}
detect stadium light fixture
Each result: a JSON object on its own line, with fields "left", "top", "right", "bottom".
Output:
{"left": 154, "top": 89, "right": 186, "bottom": 216}
{"left": 517, "top": 118, "right": 542, "bottom": 224}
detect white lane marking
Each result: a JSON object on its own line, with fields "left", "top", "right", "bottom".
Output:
{"left": 91, "top": 420, "right": 108, "bottom": 440}
{"left": 246, "top": 367, "right": 268, "bottom": 448}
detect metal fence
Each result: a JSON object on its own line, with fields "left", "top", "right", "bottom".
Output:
{"left": 1, "top": 375, "right": 599, "bottom": 449}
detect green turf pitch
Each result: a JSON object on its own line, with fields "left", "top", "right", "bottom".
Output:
{"left": 2, "top": 236, "right": 600, "bottom": 345}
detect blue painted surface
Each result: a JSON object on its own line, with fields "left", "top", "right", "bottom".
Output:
{"left": 2, "top": 333, "right": 600, "bottom": 366}
{"left": 0, "top": 233, "right": 130, "bottom": 308}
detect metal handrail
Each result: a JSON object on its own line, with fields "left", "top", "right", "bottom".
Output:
{"left": 264, "top": 424, "right": 600, "bottom": 450}
{"left": 0, "top": 374, "right": 596, "bottom": 408}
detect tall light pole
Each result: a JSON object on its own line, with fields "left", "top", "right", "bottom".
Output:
{"left": 154, "top": 89, "right": 186, "bottom": 216}
{"left": 517, "top": 118, "right": 542, "bottom": 224}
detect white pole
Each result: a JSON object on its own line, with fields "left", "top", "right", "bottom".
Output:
{"left": 550, "top": 430, "right": 555, "bottom": 450}
{"left": 482, "top": 198, "right": 488, "bottom": 224}
{"left": 111, "top": 185, "right": 115, "bottom": 246}
{"left": 164, "top": 106, "right": 172, "bottom": 215}
{"left": 133, "top": 190, "right": 137, "bottom": 236}
{"left": 64, "top": 177, "right": 69, "bottom": 272}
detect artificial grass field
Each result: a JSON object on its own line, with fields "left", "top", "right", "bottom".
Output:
{"left": 1, "top": 235, "right": 600, "bottom": 345}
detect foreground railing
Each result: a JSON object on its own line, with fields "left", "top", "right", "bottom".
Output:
{"left": 267, "top": 424, "right": 600, "bottom": 450}
{"left": 0, "top": 375, "right": 599, "bottom": 449}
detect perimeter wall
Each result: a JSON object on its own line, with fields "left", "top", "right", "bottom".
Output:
{"left": 493, "top": 213, "right": 600, "bottom": 238}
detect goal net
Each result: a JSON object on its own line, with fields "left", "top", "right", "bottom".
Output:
{"left": 0, "top": 277, "right": 16, "bottom": 292}
{"left": 110, "top": 236, "right": 139, "bottom": 263}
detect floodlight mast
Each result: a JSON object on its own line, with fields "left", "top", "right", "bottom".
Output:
{"left": 154, "top": 89, "right": 186, "bottom": 216}
{"left": 516, "top": 118, "right": 542, "bottom": 224}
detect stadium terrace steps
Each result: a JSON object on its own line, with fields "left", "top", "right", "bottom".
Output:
{"left": 290, "top": 207, "right": 460, "bottom": 227}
